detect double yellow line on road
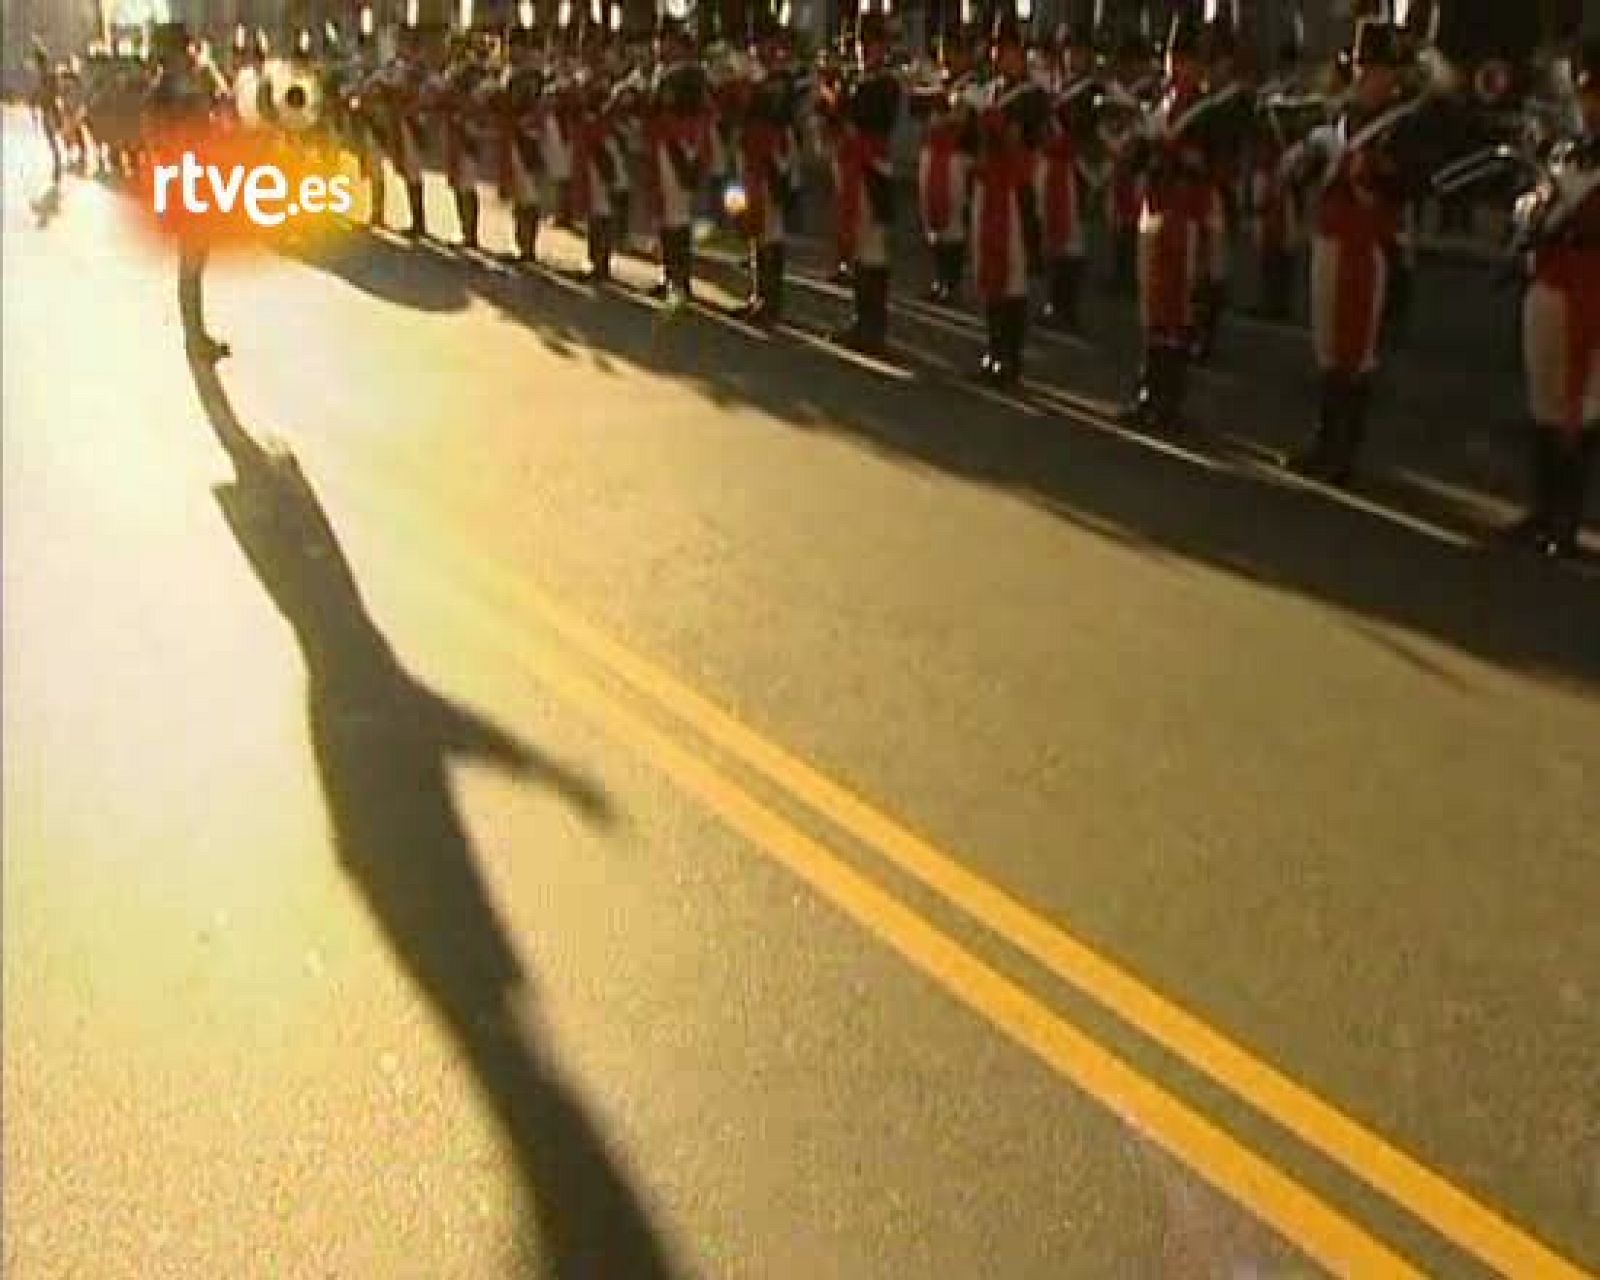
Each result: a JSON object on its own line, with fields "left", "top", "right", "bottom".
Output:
{"left": 350, "top": 478, "right": 1591, "bottom": 1280}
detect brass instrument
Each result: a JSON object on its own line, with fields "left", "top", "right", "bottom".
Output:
{"left": 265, "top": 57, "right": 325, "bottom": 132}
{"left": 1091, "top": 80, "right": 1145, "bottom": 153}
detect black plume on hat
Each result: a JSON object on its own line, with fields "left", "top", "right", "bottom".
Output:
{"left": 990, "top": 6, "right": 1023, "bottom": 48}
{"left": 1165, "top": 7, "right": 1202, "bottom": 60}
{"left": 1204, "top": 13, "right": 1235, "bottom": 59}
{"left": 150, "top": 20, "right": 192, "bottom": 54}
{"left": 1055, "top": 19, "right": 1092, "bottom": 50}
{"left": 1576, "top": 37, "right": 1600, "bottom": 91}
{"left": 1351, "top": 18, "right": 1401, "bottom": 69}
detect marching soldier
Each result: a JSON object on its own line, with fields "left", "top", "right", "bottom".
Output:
{"left": 1252, "top": 38, "right": 1310, "bottom": 321}
{"left": 1191, "top": 14, "right": 1254, "bottom": 363}
{"left": 498, "top": 20, "right": 549, "bottom": 262}
{"left": 647, "top": 9, "right": 713, "bottom": 306}
{"left": 1038, "top": 20, "right": 1099, "bottom": 332}
{"left": 915, "top": 25, "right": 972, "bottom": 307}
{"left": 606, "top": 23, "right": 650, "bottom": 255}
{"left": 570, "top": 22, "right": 623, "bottom": 282}
{"left": 1504, "top": 39, "right": 1599, "bottom": 559}
{"left": 1102, "top": 34, "right": 1151, "bottom": 294}
{"left": 30, "top": 38, "right": 66, "bottom": 185}
{"left": 1117, "top": 7, "right": 1221, "bottom": 432}
{"left": 970, "top": 6, "right": 1048, "bottom": 386}
{"left": 347, "top": 8, "right": 388, "bottom": 228}
{"left": 379, "top": 23, "right": 434, "bottom": 238}
{"left": 825, "top": 6, "right": 902, "bottom": 355}
{"left": 435, "top": 29, "right": 493, "bottom": 250}
{"left": 544, "top": 20, "right": 579, "bottom": 229}
{"left": 913, "top": 24, "right": 979, "bottom": 305}
{"left": 144, "top": 20, "right": 233, "bottom": 363}
{"left": 227, "top": 25, "right": 270, "bottom": 132}
{"left": 734, "top": 7, "right": 803, "bottom": 325}
{"left": 1285, "top": 18, "right": 1426, "bottom": 485}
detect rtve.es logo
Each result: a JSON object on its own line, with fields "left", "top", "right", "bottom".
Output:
{"left": 152, "top": 151, "right": 355, "bottom": 227}
{"left": 138, "top": 128, "right": 354, "bottom": 248}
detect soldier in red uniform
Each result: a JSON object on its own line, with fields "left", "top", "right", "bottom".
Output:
{"left": 1102, "top": 34, "right": 1151, "bottom": 294}
{"left": 646, "top": 11, "right": 712, "bottom": 306}
{"left": 1286, "top": 18, "right": 1424, "bottom": 485}
{"left": 435, "top": 28, "right": 493, "bottom": 251}
{"left": 824, "top": 8, "right": 903, "bottom": 354}
{"left": 912, "top": 23, "right": 979, "bottom": 306}
{"left": 1191, "top": 13, "right": 1253, "bottom": 364}
{"left": 496, "top": 22, "right": 549, "bottom": 263}
{"left": 732, "top": 11, "right": 802, "bottom": 324}
{"left": 970, "top": 7, "right": 1047, "bottom": 386}
{"left": 383, "top": 23, "right": 435, "bottom": 238}
{"left": 1037, "top": 20, "right": 1099, "bottom": 332}
{"left": 1504, "top": 39, "right": 1600, "bottom": 559}
{"left": 1251, "top": 38, "right": 1310, "bottom": 320}
{"left": 570, "top": 25, "right": 624, "bottom": 282}
{"left": 1117, "top": 8, "right": 1220, "bottom": 432}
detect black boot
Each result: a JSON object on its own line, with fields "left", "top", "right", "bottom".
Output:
{"left": 838, "top": 267, "right": 890, "bottom": 354}
{"left": 368, "top": 167, "right": 387, "bottom": 229}
{"left": 1326, "top": 376, "right": 1370, "bottom": 487}
{"left": 1500, "top": 425, "right": 1558, "bottom": 545}
{"left": 833, "top": 266, "right": 867, "bottom": 346}
{"left": 1542, "top": 427, "right": 1597, "bottom": 558}
{"left": 931, "top": 241, "right": 964, "bottom": 303}
{"left": 1112, "top": 231, "right": 1136, "bottom": 294}
{"left": 405, "top": 181, "right": 427, "bottom": 238}
{"left": 663, "top": 227, "right": 693, "bottom": 303}
{"left": 1157, "top": 343, "right": 1191, "bottom": 431}
{"left": 650, "top": 230, "right": 675, "bottom": 297}
{"left": 454, "top": 189, "right": 480, "bottom": 249}
{"left": 1260, "top": 248, "right": 1292, "bottom": 320}
{"left": 1192, "top": 281, "right": 1225, "bottom": 363}
{"left": 1001, "top": 297, "right": 1027, "bottom": 385}
{"left": 612, "top": 190, "right": 631, "bottom": 249}
{"left": 514, "top": 204, "right": 540, "bottom": 262}
{"left": 743, "top": 243, "right": 784, "bottom": 325}
{"left": 926, "top": 244, "right": 949, "bottom": 302}
{"left": 859, "top": 267, "right": 890, "bottom": 353}
{"left": 678, "top": 228, "right": 696, "bottom": 299}
{"left": 586, "top": 216, "right": 613, "bottom": 282}
{"left": 980, "top": 304, "right": 1000, "bottom": 375}
{"left": 1041, "top": 256, "right": 1083, "bottom": 331}
{"left": 1119, "top": 346, "right": 1164, "bottom": 427}
{"left": 1289, "top": 373, "right": 1347, "bottom": 478}
{"left": 1382, "top": 260, "right": 1412, "bottom": 352}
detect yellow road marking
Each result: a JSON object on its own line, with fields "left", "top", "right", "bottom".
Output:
{"left": 432, "top": 542, "right": 1589, "bottom": 1280}
{"left": 425, "top": 566, "right": 1425, "bottom": 1279}
{"left": 313, "top": 414, "right": 1590, "bottom": 1280}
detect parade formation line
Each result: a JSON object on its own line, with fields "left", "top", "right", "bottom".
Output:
{"left": 318, "top": 436, "right": 1593, "bottom": 1280}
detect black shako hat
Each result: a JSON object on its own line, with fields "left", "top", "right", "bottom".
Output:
{"left": 1165, "top": 7, "right": 1203, "bottom": 60}
{"left": 1575, "top": 37, "right": 1600, "bottom": 92}
{"left": 990, "top": 6, "right": 1023, "bottom": 50}
{"left": 1351, "top": 18, "right": 1403, "bottom": 70}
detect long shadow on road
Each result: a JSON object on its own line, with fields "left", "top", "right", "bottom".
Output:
{"left": 299, "top": 225, "right": 1600, "bottom": 695}
{"left": 189, "top": 354, "right": 682, "bottom": 1280}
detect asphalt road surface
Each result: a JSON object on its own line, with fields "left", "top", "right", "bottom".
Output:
{"left": 4, "top": 112, "right": 1598, "bottom": 1279}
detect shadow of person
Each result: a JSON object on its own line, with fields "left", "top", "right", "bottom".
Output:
{"left": 29, "top": 180, "right": 63, "bottom": 228}
{"left": 191, "top": 355, "right": 680, "bottom": 1279}
{"left": 282, "top": 227, "right": 474, "bottom": 314}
